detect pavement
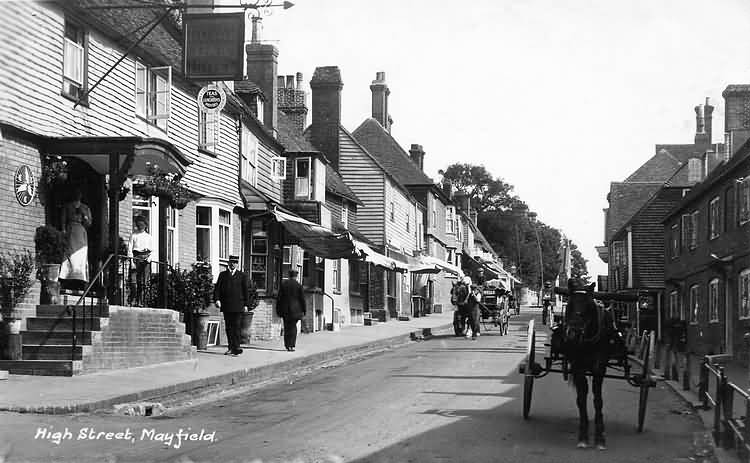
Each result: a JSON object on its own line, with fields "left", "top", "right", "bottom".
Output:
{"left": 654, "top": 354, "right": 748, "bottom": 463}
{"left": 0, "top": 311, "right": 455, "bottom": 415}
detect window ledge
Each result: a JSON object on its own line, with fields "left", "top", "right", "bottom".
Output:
{"left": 61, "top": 91, "right": 89, "bottom": 108}
{"left": 198, "top": 147, "right": 219, "bottom": 158}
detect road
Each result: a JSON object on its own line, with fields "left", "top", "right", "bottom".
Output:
{"left": 0, "top": 308, "right": 704, "bottom": 463}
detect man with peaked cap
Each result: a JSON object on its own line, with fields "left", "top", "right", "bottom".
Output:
{"left": 213, "top": 255, "right": 248, "bottom": 356}
{"left": 277, "top": 270, "right": 306, "bottom": 351}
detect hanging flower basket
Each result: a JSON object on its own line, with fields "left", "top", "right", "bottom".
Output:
{"left": 170, "top": 196, "right": 190, "bottom": 210}
{"left": 133, "top": 165, "right": 197, "bottom": 208}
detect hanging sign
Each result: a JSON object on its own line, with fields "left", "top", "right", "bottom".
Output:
{"left": 14, "top": 165, "right": 36, "bottom": 206}
{"left": 197, "top": 84, "right": 227, "bottom": 114}
{"left": 183, "top": 13, "right": 245, "bottom": 81}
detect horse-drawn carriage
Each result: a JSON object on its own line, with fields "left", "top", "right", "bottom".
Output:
{"left": 519, "top": 279, "right": 659, "bottom": 449}
{"left": 452, "top": 278, "right": 509, "bottom": 336}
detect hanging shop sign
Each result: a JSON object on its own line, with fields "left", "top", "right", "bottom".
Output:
{"left": 197, "top": 84, "right": 227, "bottom": 114}
{"left": 14, "top": 165, "right": 36, "bottom": 206}
{"left": 183, "top": 13, "right": 245, "bottom": 81}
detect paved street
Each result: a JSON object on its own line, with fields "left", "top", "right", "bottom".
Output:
{"left": 0, "top": 308, "right": 704, "bottom": 463}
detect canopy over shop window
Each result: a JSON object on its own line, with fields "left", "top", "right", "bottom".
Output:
{"left": 272, "top": 208, "right": 355, "bottom": 259}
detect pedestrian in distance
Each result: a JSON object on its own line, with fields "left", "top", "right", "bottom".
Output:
{"left": 463, "top": 276, "right": 483, "bottom": 340}
{"left": 277, "top": 270, "right": 306, "bottom": 352}
{"left": 213, "top": 255, "right": 248, "bottom": 356}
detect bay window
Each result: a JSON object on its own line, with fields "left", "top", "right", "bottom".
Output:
{"left": 295, "top": 158, "right": 311, "bottom": 199}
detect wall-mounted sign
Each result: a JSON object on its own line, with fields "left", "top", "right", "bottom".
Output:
{"left": 14, "top": 165, "right": 36, "bottom": 206}
{"left": 197, "top": 84, "right": 227, "bottom": 113}
{"left": 183, "top": 13, "right": 245, "bottom": 81}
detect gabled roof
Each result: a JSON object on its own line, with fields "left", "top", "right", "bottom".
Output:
{"left": 352, "top": 118, "right": 435, "bottom": 186}
{"left": 605, "top": 182, "right": 663, "bottom": 242}
{"left": 234, "top": 80, "right": 265, "bottom": 99}
{"left": 625, "top": 144, "right": 717, "bottom": 182}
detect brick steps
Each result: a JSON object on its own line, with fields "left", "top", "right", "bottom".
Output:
{"left": 26, "top": 317, "right": 102, "bottom": 331}
{"left": 23, "top": 345, "right": 84, "bottom": 360}
{"left": 0, "top": 360, "right": 81, "bottom": 376}
{"left": 23, "top": 331, "right": 93, "bottom": 345}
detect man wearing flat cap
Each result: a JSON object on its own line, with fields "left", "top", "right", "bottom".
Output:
{"left": 213, "top": 255, "right": 248, "bottom": 356}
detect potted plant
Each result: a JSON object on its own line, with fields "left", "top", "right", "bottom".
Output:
{"left": 34, "top": 225, "right": 67, "bottom": 304}
{"left": 179, "top": 262, "right": 213, "bottom": 350}
{"left": 0, "top": 250, "right": 34, "bottom": 360}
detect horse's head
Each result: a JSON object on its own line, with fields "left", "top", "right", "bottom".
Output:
{"left": 564, "top": 278, "right": 598, "bottom": 348}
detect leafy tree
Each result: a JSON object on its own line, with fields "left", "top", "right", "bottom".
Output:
{"left": 569, "top": 241, "right": 590, "bottom": 283}
{"left": 439, "top": 163, "right": 521, "bottom": 212}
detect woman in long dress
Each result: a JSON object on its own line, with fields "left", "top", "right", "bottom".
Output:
{"left": 59, "top": 188, "right": 91, "bottom": 283}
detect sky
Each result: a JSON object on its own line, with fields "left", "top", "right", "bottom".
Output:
{"left": 249, "top": 0, "right": 750, "bottom": 278}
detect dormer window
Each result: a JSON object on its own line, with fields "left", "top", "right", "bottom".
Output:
{"left": 295, "top": 157, "right": 311, "bottom": 199}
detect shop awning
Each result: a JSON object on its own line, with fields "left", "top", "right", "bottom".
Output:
{"left": 408, "top": 259, "right": 441, "bottom": 274}
{"left": 353, "top": 240, "right": 408, "bottom": 272}
{"left": 272, "top": 208, "right": 355, "bottom": 259}
{"left": 421, "top": 255, "right": 464, "bottom": 277}
{"left": 462, "top": 251, "right": 499, "bottom": 280}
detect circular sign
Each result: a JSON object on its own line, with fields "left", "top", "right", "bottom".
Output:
{"left": 197, "top": 84, "right": 226, "bottom": 114}
{"left": 14, "top": 165, "right": 36, "bottom": 206}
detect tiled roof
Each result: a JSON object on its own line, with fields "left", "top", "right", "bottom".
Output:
{"left": 326, "top": 165, "right": 363, "bottom": 205}
{"left": 605, "top": 182, "right": 663, "bottom": 242}
{"left": 75, "top": 1, "right": 183, "bottom": 71}
{"left": 351, "top": 118, "right": 435, "bottom": 186}
{"left": 625, "top": 144, "right": 713, "bottom": 182}
{"left": 234, "top": 80, "right": 265, "bottom": 99}
{"left": 278, "top": 112, "right": 318, "bottom": 153}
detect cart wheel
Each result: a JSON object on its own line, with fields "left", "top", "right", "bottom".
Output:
{"left": 523, "top": 320, "right": 536, "bottom": 419}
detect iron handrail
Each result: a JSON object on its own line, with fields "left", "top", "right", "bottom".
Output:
{"left": 68, "top": 253, "right": 116, "bottom": 362}
{"left": 699, "top": 354, "right": 750, "bottom": 462}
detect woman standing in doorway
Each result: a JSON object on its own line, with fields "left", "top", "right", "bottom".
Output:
{"left": 59, "top": 188, "right": 92, "bottom": 285}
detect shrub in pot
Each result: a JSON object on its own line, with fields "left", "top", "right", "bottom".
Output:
{"left": 34, "top": 225, "right": 67, "bottom": 304}
{"left": 0, "top": 250, "right": 34, "bottom": 313}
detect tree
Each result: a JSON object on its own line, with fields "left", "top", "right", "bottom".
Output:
{"left": 569, "top": 241, "right": 590, "bottom": 283}
{"left": 439, "top": 163, "right": 520, "bottom": 212}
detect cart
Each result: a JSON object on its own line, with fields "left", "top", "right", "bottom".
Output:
{"left": 518, "top": 288, "right": 658, "bottom": 432}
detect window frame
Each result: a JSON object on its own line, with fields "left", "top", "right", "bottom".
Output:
{"left": 135, "top": 62, "right": 171, "bottom": 131}
{"left": 740, "top": 269, "right": 750, "bottom": 320}
{"left": 218, "top": 209, "right": 231, "bottom": 263}
{"left": 689, "top": 211, "right": 699, "bottom": 250}
{"left": 271, "top": 157, "right": 287, "bottom": 181}
{"left": 670, "top": 223, "right": 680, "bottom": 259}
{"left": 689, "top": 284, "right": 700, "bottom": 325}
{"left": 669, "top": 290, "right": 680, "bottom": 319}
{"left": 166, "top": 205, "right": 178, "bottom": 267}
{"left": 294, "top": 157, "right": 312, "bottom": 200}
{"left": 740, "top": 179, "right": 750, "bottom": 225}
{"left": 349, "top": 260, "right": 361, "bottom": 296}
{"left": 196, "top": 205, "right": 212, "bottom": 264}
{"left": 341, "top": 201, "right": 349, "bottom": 228}
{"left": 390, "top": 202, "right": 395, "bottom": 222}
{"left": 249, "top": 220, "right": 269, "bottom": 292}
{"left": 709, "top": 197, "right": 720, "bottom": 240}
{"left": 240, "top": 126, "right": 258, "bottom": 185}
{"left": 708, "top": 278, "right": 720, "bottom": 323}
{"left": 198, "top": 109, "right": 221, "bottom": 154}
{"left": 332, "top": 259, "right": 342, "bottom": 294}
{"left": 62, "top": 19, "right": 89, "bottom": 105}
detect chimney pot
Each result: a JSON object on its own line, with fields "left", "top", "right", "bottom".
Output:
{"left": 251, "top": 16, "right": 262, "bottom": 43}
{"left": 277, "top": 76, "right": 285, "bottom": 87}
{"left": 370, "top": 71, "right": 391, "bottom": 132}
{"left": 296, "top": 72, "right": 303, "bottom": 89}
{"left": 286, "top": 75, "right": 294, "bottom": 88}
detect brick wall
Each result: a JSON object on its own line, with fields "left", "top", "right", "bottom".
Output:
{"left": 81, "top": 306, "right": 195, "bottom": 373}
{"left": 250, "top": 297, "right": 281, "bottom": 340}
{"left": 178, "top": 203, "right": 197, "bottom": 269}
{"left": 0, "top": 131, "right": 45, "bottom": 254}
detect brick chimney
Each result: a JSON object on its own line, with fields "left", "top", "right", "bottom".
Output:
{"left": 408, "top": 144, "right": 424, "bottom": 171}
{"left": 245, "top": 17, "right": 278, "bottom": 135}
{"left": 722, "top": 85, "right": 750, "bottom": 157}
{"left": 310, "top": 66, "right": 343, "bottom": 170}
{"left": 442, "top": 180, "right": 454, "bottom": 200}
{"left": 277, "top": 72, "right": 307, "bottom": 134}
{"left": 370, "top": 71, "right": 392, "bottom": 132}
{"left": 694, "top": 97, "right": 714, "bottom": 146}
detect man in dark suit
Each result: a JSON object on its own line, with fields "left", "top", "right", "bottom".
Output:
{"left": 213, "top": 255, "right": 248, "bottom": 356}
{"left": 277, "top": 270, "right": 306, "bottom": 351}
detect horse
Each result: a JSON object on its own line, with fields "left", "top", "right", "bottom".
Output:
{"left": 560, "top": 278, "right": 619, "bottom": 451}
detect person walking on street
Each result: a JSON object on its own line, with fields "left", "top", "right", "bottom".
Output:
{"left": 277, "top": 270, "right": 306, "bottom": 352}
{"left": 462, "top": 276, "right": 482, "bottom": 340}
{"left": 213, "top": 255, "right": 248, "bottom": 356}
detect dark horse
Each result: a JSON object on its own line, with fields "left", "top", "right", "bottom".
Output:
{"left": 560, "top": 278, "right": 620, "bottom": 450}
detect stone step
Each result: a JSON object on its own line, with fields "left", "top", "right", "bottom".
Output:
{"left": 23, "top": 345, "right": 83, "bottom": 361}
{"left": 364, "top": 318, "right": 379, "bottom": 326}
{"left": 0, "top": 360, "right": 80, "bottom": 376}
{"left": 35, "top": 304, "right": 109, "bottom": 318}
{"left": 26, "top": 317, "right": 102, "bottom": 332}
{"left": 22, "top": 331, "right": 93, "bottom": 345}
